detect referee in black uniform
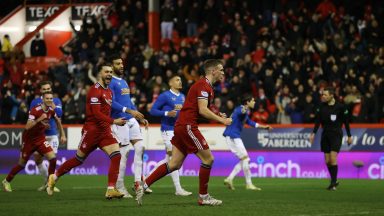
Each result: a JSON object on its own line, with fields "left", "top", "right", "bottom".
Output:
{"left": 309, "top": 87, "right": 352, "bottom": 190}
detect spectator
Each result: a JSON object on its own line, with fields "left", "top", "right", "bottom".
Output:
{"left": 161, "top": 0, "right": 175, "bottom": 40}
{"left": 302, "top": 94, "right": 316, "bottom": 123}
{"left": 251, "top": 104, "right": 269, "bottom": 124}
{"left": 187, "top": 2, "right": 199, "bottom": 37}
{"left": 30, "top": 33, "right": 47, "bottom": 57}
{"left": 1, "top": 34, "right": 13, "bottom": 55}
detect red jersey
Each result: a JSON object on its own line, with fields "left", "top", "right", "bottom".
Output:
{"left": 85, "top": 82, "right": 114, "bottom": 131}
{"left": 176, "top": 78, "right": 214, "bottom": 126}
{"left": 25, "top": 105, "right": 56, "bottom": 140}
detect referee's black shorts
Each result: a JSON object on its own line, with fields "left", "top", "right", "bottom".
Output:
{"left": 320, "top": 130, "right": 343, "bottom": 153}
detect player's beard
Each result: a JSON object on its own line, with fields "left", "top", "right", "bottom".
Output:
{"left": 114, "top": 68, "right": 124, "bottom": 77}
{"left": 103, "top": 76, "right": 112, "bottom": 85}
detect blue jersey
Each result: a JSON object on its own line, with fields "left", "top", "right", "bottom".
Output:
{"left": 223, "top": 105, "right": 257, "bottom": 138}
{"left": 110, "top": 76, "right": 135, "bottom": 119}
{"left": 150, "top": 90, "right": 185, "bottom": 131}
{"left": 29, "top": 97, "right": 62, "bottom": 136}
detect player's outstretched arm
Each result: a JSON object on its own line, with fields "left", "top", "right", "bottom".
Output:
{"left": 256, "top": 123, "right": 273, "bottom": 130}
{"left": 198, "top": 99, "right": 232, "bottom": 125}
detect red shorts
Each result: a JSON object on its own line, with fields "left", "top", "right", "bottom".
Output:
{"left": 78, "top": 126, "right": 118, "bottom": 155}
{"left": 21, "top": 133, "right": 53, "bottom": 161}
{"left": 171, "top": 125, "right": 209, "bottom": 155}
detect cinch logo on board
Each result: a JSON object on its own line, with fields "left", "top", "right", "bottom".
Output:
{"left": 367, "top": 156, "right": 384, "bottom": 179}
{"left": 249, "top": 156, "right": 328, "bottom": 178}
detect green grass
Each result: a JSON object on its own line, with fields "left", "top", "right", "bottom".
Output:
{"left": 1, "top": 175, "right": 384, "bottom": 216}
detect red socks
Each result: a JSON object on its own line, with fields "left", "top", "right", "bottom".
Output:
{"left": 108, "top": 151, "right": 121, "bottom": 187}
{"left": 6, "top": 164, "right": 24, "bottom": 182}
{"left": 56, "top": 156, "right": 83, "bottom": 177}
{"left": 48, "top": 158, "right": 57, "bottom": 175}
{"left": 199, "top": 163, "right": 212, "bottom": 195}
{"left": 144, "top": 163, "right": 170, "bottom": 188}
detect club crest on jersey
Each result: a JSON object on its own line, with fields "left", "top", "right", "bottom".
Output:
{"left": 172, "top": 97, "right": 176, "bottom": 101}
{"left": 174, "top": 104, "right": 183, "bottom": 110}
{"left": 121, "top": 88, "right": 130, "bottom": 95}
{"left": 201, "top": 91, "right": 208, "bottom": 97}
{"left": 330, "top": 114, "right": 337, "bottom": 121}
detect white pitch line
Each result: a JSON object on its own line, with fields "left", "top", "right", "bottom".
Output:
{"left": 291, "top": 211, "right": 384, "bottom": 216}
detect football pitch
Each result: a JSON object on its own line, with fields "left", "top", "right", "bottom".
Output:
{"left": 1, "top": 175, "right": 383, "bottom": 216}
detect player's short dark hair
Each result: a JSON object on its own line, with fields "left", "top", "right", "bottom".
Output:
{"left": 97, "top": 63, "right": 112, "bottom": 73}
{"left": 203, "top": 59, "right": 223, "bottom": 73}
{"left": 168, "top": 74, "right": 180, "bottom": 83}
{"left": 108, "top": 53, "right": 121, "bottom": 64}
{"left": 241, "top": 94, "right": 254, "bottom": 105}
{"left": 324, "top": 87, "right": 335, "bottom": 96}
{"left": 39, "top": 81, "right": 52, "bottom": 88}
{"left": 42, "top": 91, "right": 54, "bottom": 97}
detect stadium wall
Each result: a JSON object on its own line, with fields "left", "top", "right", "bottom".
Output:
{"left": 0, "top": 124, "right": 383, "bottom": 179}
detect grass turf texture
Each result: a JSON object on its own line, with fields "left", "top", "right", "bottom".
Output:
{"left": 1, "top": 175, "right": 383, "bottom": 216}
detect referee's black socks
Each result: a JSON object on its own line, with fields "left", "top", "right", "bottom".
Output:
{"left": 327, "top": 165, "right": 338, "bottom": 183}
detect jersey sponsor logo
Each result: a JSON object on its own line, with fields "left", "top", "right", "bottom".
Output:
{"left": 330, "top": 114, "right": 337, "bottom": 121}
{"left": 121, "top": 88, "right": 130, "bottom": 95}
{"left": 172, "top": 97, "right": 176, "bottom": 101}
{"left": 201, "top": 91, "right": 208, "bottom": 97}
{"left": 90, "top": 97, "right": 99, "bottom": 103}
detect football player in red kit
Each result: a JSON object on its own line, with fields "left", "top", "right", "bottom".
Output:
{"left": 2, "top": 91, "right": 65, "bottom": 192}
{"left": 46, "top": 64, "right": 127, "bottom": 199}
{"left": 136, "top": 59, "right": 232, "bottom": 206}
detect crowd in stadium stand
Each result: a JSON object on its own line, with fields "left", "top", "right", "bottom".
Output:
{"left": 0, "top": 0, "right": 383, "bottom": 124}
